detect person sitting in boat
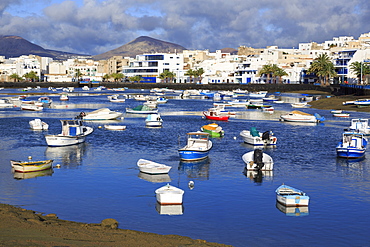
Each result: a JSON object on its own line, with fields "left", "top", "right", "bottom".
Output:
{"left": 76, "top": 112, "right": 86, "bottom": 119}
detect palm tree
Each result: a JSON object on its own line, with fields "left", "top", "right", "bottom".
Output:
{"left": 272, "top": 65, "right": 288, "bottom": 84}
{"left": 350, "top": 61, "right": 370, "bottom": 84}
{"left": 74, "top": 69, "right": 83, "bottom": 82}
{"left": 307, "top": 54, "right": 337, "bottom": 86}
{"left": 111, "top": 73, "right": 124, "bottom": 82}
{"left": 102, "top": 74, "right": 111, "bottom": 82}
{"left": 258, "top": 64, "right": 274, "bottom": 83}
{"left": 185, "top": 69, "right": 195, "bottom": 83}
{"left": 158, "top": 70, "right": 176, "bottom": 83}
{"left": 194, "top": 68, "right": 205, "bottom": 84}
{"left": 129, "top": 75, "right": 142, "bottom": 83}
{"left": 9, "top": 73, "right": 22, "bottom": 82}
{"left": 23, "top": 71, "right": 39, "bottom": 82}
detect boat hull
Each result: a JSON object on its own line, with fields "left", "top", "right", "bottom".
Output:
{"left": 155, "top": 184, "right": 184, "bottom": 205}
{"left": 10, "top": 159, "right": 53, "bottom": 173}
{"left": 178, "top": 150, "right": 210, "bottom": 161}
{"left": 240, "top": 130, "right": 277, "bottom": 146}
{"left": 45, "top": 135, "right": 86, "bottom": 147}
{"left": 137, "top": 159, "right": 171, "bottom": 174}
{"left": 242, "top": 151, "right": 274, "bottom": 171}
{"left": 203, "top": 114, "right": 229, "bottom": 121}
{"left": 336, "top": 147, "right": 366, "bottom": 159}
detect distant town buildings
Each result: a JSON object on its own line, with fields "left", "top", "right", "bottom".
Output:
{"left": 1, "top": 32, "right": 370, "bottom": 84}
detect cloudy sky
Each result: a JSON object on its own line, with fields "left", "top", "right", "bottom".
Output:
{"left": 1, "top": 0, "right": 370, "bottom": 55}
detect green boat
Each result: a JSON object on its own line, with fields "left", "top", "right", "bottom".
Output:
{"left": 201, "top": 123, "right": 224, "bottom": 137}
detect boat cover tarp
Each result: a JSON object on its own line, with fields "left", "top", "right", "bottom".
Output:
{"left": 250, "top": 127, "right": 260, "bottom": 137}
{"left": 132, "top": 105, "right": 152, "bottom": 111}
{"left": 291, "top": 110, "right": 312, "bottom": 116}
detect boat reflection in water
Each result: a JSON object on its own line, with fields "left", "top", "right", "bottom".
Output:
{"left": 138, "top": 172, "right": 171, "bottom": 183}
{"left": 44, "top": 143, "right": 87, "bottom": 168}
{"left": 243, "top": 168, "right": 274, "bottom": 184}
{"left": 12, "top": 168, "right": 53, "bottom": 180}
{"left": 155, "top": 202, "right": 184, "bottom": 215}
{"left": 178, "top": 157, "right": 210, "bottom": 180}
{"left": 276, "top": 202, "right": 309, "bottom": 217}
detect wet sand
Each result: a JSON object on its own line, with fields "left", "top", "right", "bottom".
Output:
{"left": 0, "top": 203, "right": 230, "bottom": 247}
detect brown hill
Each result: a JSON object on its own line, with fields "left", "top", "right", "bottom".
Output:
{"left": 93, "top": 36, "right": 187, "bottom": 60}
{"left": 0, "top": 35, "right": 88, "bottom": 60}
{"left": 221, "top": 47, "right": 238, "bottom": 55}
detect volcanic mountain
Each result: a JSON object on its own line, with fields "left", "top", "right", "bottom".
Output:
{"left": 0, "top": 35, "right": 87, "bottom": 59}
{"left": 93, "top": 36, "right": 187, "bottom": 60}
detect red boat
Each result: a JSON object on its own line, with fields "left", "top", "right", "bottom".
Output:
{"left": 203, "top": 110, "right": 229, "bottom": 121}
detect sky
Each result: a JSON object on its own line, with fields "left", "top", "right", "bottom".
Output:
{"left": 1, "top": 0, "right": 370, "bottom": 56}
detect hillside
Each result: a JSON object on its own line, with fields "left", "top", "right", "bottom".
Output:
{"left": 93, "top": 36, "right": 187, "bottom": 60}
{"left": 0, "top": 35, "right": 88, "bottom": 59}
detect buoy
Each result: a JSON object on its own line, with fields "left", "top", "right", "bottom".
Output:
{"left": 188, "top": 181, "right": 195, "bottom": 189}
{"left": 55, "top": 164, "right": 61, "bottom": 168}
{"left": 28, "top": 156, "right": 32, "bottom": 160}
{"left": 98, "top": 126, "right": 102, "bottom": 129}
{"left": 233, "top": 136, "right": 237, "bottom": 140}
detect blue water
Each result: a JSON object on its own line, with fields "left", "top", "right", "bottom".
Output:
{"left": 0, "top": 87, "right": 370, "bottom": 247}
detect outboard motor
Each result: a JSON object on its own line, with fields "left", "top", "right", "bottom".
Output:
{"left": 253, "top": 149, "right": 264, "bottom": 170}
{"left": 262, "top": 131, "right": 270, "bottom": 141}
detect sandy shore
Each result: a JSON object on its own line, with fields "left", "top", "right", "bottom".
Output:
{"left": 0, "top": 203, "right": 231, "bottom": 247}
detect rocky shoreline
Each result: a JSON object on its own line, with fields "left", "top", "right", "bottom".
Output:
{"left": 0, "top": 203, "right": 230, "bottom": 247}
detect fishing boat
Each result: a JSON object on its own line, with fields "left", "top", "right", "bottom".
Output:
{"left": 239, "top": 127, "right": 277, "bottom": 146}
{"left": 29, "top": 118, "right": 49, "bottom": 130}
{"left": 263, "top": 95, "right": 279, "bottom": 102}
{"left": 348, "top": 118, "right": 370, "bottom": 135}
{"left": 155, "top": 184, "right": 184, "bottom": 205}
{"left": 126, "top": 105, "right": 158, "bottom": 114}
{"left": 275, "top": 184, "right": 310, "bottom": 207}
{"left": 137, "top": 159, "right": 171, "bottom": 174}
{"left": 10, "top": 159, "right": 53, "bottom": 173}
{"left": 109, "top": 94, "right": 126, "bottom": 102}
{"left": 156, "top": 97, "right": 168, "bottom": 104}
{"left": 104, "top": 125, "right": 126, "bottom": 130}
{"left": 336, "top": 131, "right": 367, "bottom": 159}
{"left": 228, "top": 99, "right": 250, "bottom": 107}
{"left": 201, "top": 123, "right": 224, "bottom": 137}
{"left": 145, "top": 113, "right": 163, "bottom": 127}
{"left": 178, "top": 132, "right": 213, "bottom": 161}
{"left": 280, "top": 110, "right": 325, "bottom": 123}
{"left": 203, "top": 108, "right": 229, "bottom": 121}
{"left": 330, "top": 109, "right": 342, "bottom": 114}
{"left": 45, "top": 119, "right": 93, "bottom": 147}
{"left": 242, "top": 149, "right": 274, "bottom": 171}
{"left": 38, "top": 96, "right": 53, "bottom": 106}
{"left": 79, "top": 108, "right": 123, "bottom": 120}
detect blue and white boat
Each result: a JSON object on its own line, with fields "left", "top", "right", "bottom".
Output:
{"left": 353, "top": 99, "right": 370, "bottom": 107}
{"left": 336, "top": 132, "right": 367, "bottom": 159}
{"left": 178, "top": 132, "right": 212, "bottom": 161}
{"left": 275, "top": 184, "right": 310, "bottom": 207}
{"left": 145, "top": 113, "right": 163, "bottom": 128}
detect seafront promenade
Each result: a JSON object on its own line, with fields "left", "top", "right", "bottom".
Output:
{"left": 0, "top": 81, "right": 337, "bottom": 94}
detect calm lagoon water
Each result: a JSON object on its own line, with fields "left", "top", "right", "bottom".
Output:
{"left": 0, "top": 88, "right": 370, "bottom": 247}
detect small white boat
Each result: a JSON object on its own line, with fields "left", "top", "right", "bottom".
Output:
{"left": 145, "top": 113, "right": 163, "bottom": 127}
{"left": 0, "top": 98, "right": 14, "bottom": 108}
{"left": 79, "top": 108, "right": 123, "bottom": 120}
{"left": 228, "top": 99, "right": 250, "bottom": 107}
{"left": 104, "top": 125, "right": 126, "bottom": 130}
{"left": 348, "top": 118, "right": 370, "bottom": 135}
{"left": 137, "top": 159, "right": 171, "bottom": 174}
{"left": 291, "top": 102, "right": 310, "bottom": 108}
{"left": 276, "top": 184, "right": 310, "bottom": 207}
{"left": 354, "top": 99, "right": 370, "bottom": 107}
{"left": 10, "top": 159, "right": 53, "bottom": 173}
{"left": 29, "top": 119, "right": 49, "bottom": 130}
{"left": 333, "top": 113, "right": 350, "bottom": 117}
{"left": 249, "top": 91, "right": 267, "bottom": 98}
{"left": 240, "top": 128, "right": 277, "bottom": 146}
{"left": 280, "top": 110, "right": 324, "bottom": 123}
{"left": 60, "top": 94, "right": 69, "bottom": 101}
{"left": 21, "top": 103, "right": 43, "bottom": 111}
{"left": 109, "top": 94, "right": 126, "bottom": 102}
{"left": 330, "top": 110, "right": 342, "bottom": 114}
{"left": 155, "top": 184, "right": 184, "bottom": 205}
{"left": 156, "top": 97, "right": 168, "bottom": 104}
{"left": 134, "top": 94, "right": 149, "bottom": 101}
{"left": 45, "top": 119, "right": 93, "bottom": 147}
{"left": 143, "top": 100, "right": 158, "bottom": 108}
{"left": 242, "top": 149, "right": 274, "bottom": 171}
